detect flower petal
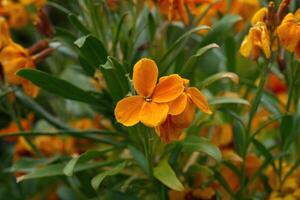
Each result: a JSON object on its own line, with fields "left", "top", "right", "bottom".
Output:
{"left": 155, "top": 116, "right": 184, "bottom": 143}
{"left": 133, "top": 58, "right": 158, "bottom": 97}
{"left": 168, "top": 93, "right": 187, "bottom": 115}
{"left": 152, "top": 74, "right": 184, "bottom": 103}
{"left": 114, "top": 96, "right": 144, "bottom": 126}
{"left": 171, "top": 99, "right": 195, "bottom": 128}
{"left": 140, "top": 102, "right": 169, "bottom": 127}
{"left": 186, "top": 87, "right": 212, "bottom": 114}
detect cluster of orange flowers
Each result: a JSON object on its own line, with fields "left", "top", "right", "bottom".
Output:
{"left": 0, "top": 116, "right": 102, "bottom": 163}
{"left": 114, "top": 58, "right": 211, "bottom": 142}
{"left": 240, "top": 1, "right": 300, "bottom": 60}
{"left": 0, "top": 0, "right": 47, "bottom": 29}
{"left": 150, "top": 0, "right": 260, "bottom": 31}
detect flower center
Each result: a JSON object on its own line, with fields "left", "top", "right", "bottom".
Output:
{"left": 144, "top": 96, "right": 152, "bottom": 102}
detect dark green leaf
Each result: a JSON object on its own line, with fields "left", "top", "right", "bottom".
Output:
{"left": 17, "top": 69, "right": 98, "bottom": 104}
{"left": 180, "top": 43, "right": 219, "bottom": 76}
{"left": 128, "top": 145, "right": 151, "bottom": 176}
{"left": 100, "top": 57, "right": 130, "bottom": 102}
{"left": 68, "top": 13, "right": 90, "bottom": 35}
{"left": 199, "top": 14, "right": 241, "bottom": 46}
{"left": 91, "top": 161, "right": 127, "bottom": 190}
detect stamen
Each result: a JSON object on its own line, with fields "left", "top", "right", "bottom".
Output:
{"left": 144, "top": 96, "right": 152, "bottom": 102}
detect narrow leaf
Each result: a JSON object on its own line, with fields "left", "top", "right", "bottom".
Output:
{"left": 153, "top": 160, "right": 184, "bottom": 191}
{"left": 17, "top": 69, "right": 98, "bottom": 104}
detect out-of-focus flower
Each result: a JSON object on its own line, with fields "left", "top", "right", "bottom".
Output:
{"left": 251, "top": 7, "right": 268, "bottom": 25}
{"left": 0, "top": 42, "right": 39, "bottom": 97}
{"left": 0, "top": 18, "right": 53, "bottom": 97}
{"left": 169, "top": 187, "right": 215, "bottom": 200}
{"left": 266, "top": 73, "right": 288, "bottom": 95}
{"left": 240, "top": 22, "right": 270, "bottom": 60}
{"left": 277, "top": 9, "right": 300, "bottom": 59}
{"left": 0, "top": 17, "right": 12, "bottom": 49}
{"left": 267, "top": 162, "right": 300, "bottom": 200}
{"left": 115, "top": 58, "right": 184, "bottom": 127}
{"left": 0, "top": 0, "right": 47, "bottom": 29}
{"left": 152, "top": 0, "right": 213, "bottom": 24}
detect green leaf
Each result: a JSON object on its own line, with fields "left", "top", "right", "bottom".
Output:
{"left": 199, "top": 14, "right": 241, "bottom": 46}
{"left": 91, "top": 161, "right": 127, "bottom": 191}
{"left": 159, "top": 25, "right": 210, "bottom": 72}
{"left": 180, "top": 43, "right": 219, "bottom": 76}
{"left": 17, "top": 160, "right": 123, "bottom": 182}
{"left": 181, "top": 136, "right": 222, "bottom": 162}
{"left": 128, "top": 145, "right": 151, "bottom": 176}
{"left": 148, "top": 12, "right": 156, "bottom": 40}
{"left": 100, "top": 57, "right": 130, "bottom": 102}
{"left": 224, "top": 36, "right": 237, "bottom": 72}
{"left": 188, "top": 164, "right": 214, "bottom": 176}
{"left": 199, "top": 72, "right": 239, "bottom": 88}
{"left": 75, "top": 35, "right": 108, "bottom": 76}
{"left": 209, "top": 97, "right": 249, "bottom": 106}
{"left": 153, "top": 160, "right": 184, "bottom": 191}
{"left": 252, "top": 139, "right": 273, "bottom": 163}
{"left": 68, "top": 13, "right": 90, "bottom": 35}
{"left": 64, "top": 149, "right": 113, "bottom": 176}
{"left": 17, "top": 69, "right": 98, "bottom": 104}
{"left": 112, "top": 13, "right": 128, "bottom": 55}
{"left": 281, "top": 115, "right": 295, "bottom": 150}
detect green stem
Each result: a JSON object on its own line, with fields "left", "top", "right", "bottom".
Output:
{"left": 238, "top": 59, "right": 270, "bottom": 198}
{"left": 286, "top": 58, "right": 299, "bottom": 113}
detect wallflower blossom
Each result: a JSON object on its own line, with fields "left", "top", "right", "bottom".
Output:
{"left": 240, "top": 21, "right": 271, "bottom": 60}
{"left": 277, "top": 9, "right": 300, "bottom": 58}
{"left": 155, "top": 78, "right": 211, "bottom": 142}
{"left": 115, "top": 58, "right": 184, "bottom": 127}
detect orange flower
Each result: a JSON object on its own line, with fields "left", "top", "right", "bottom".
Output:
{"left": 171, "top": 78, "right": 211, "bottom": 115}
{"left": 0, "top": 17, "right": 11, "bottom": 49}
{"left": 115, "top": 58, "right": 184, "bottom": 127}
{"left": 155, "top": 78, "right": 211, "bottom": 142}
{"left": 240, "top": 21, "right": 271, "bottom": 60}
{"left": 266, "top": 73, "right": 288, "bottom": 95}
{"left": 154, "top": 115, "right": 185, "bottom": 143}
{"left": 0, "top": 42, "right": 39, "bottom": 97}
{"left": 277, "top": 9, "right": 300, "bottom": 58}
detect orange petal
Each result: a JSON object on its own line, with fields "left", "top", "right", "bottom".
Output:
{"left": 155, "top": 116, "right": 184, "bottom": 143}
{"left": 186, "top": 87, "right": 212, "bottom": 114}
{"left": 114, "top": 96, "right": 144, "bottom": 126}
{"left": 133, "top": 58, "right": 158, "bottom": 97}
{"left": 171, "top": 99, "right": 196, "bottom": 128}
{"left": 140, "top": 102, "right": 169, "bottom": 127}
{"left": 168, "top": 93, "right": 188, "bottom": 115}
{"left": 152, "top": 74, "right": 184, "bottom": 103}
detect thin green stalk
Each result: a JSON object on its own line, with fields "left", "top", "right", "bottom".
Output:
{"left": 237, "top": 59, "right": 271, "bottom": 198}
{"left": 286, "top": 57, "right": 299, "bottom": 112}
{"left": 0, "top": 130, "right": 121, "bottom": 145}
